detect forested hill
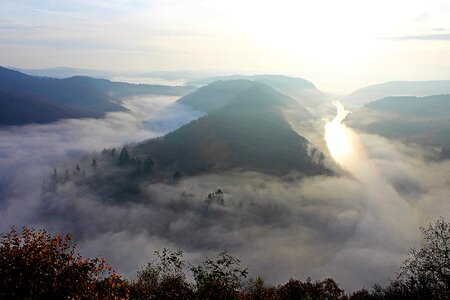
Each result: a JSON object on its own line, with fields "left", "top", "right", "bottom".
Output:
{"left": 134, "top": 81, "right": 326, "bottom": 176}
{"left": 187, "top": 75, "right": 327, "bottom": 108}
{"left": 0, "top": 66, "right": 194, "bottom": 125}
{"left": 347, "top": 94, "right": 450, "bottom": 157}
{"left": 342, "top": 80, "right": 450, "bottom": 108}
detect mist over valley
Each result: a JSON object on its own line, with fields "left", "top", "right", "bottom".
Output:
{"left": 0, "top": 66, "right": 449, "bottom": 294}
{"left": 1, "top": 1, "right": 450, "bottom": 297}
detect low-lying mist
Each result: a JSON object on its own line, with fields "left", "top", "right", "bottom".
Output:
{"left": 0, "top": 96, "right": 449, "bottom": 292}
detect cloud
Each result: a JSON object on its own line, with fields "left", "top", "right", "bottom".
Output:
{"left": 383, "top": 33, "right": 450, "bottom": 41}
{"left": 0, "top": 97, "right": 449, "bottom": 293}
{"left": 0, "top": 94, "right": 201, "bottom": 228}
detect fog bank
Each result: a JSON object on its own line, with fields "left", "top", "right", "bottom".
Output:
{"left": 0, "top": 98, "right": 449, "bottom": 292}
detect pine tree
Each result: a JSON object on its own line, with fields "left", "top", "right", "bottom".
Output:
{"left": 173, "top": 171, "right": 181, "bottom": 181}
{"left": 119, "top": 147, "right": 130, "bottom": 164}
{"left": 143, "top": 156, "right": 154, "bottom": 174}
{"left": 53, "top": 168, "right": 58, "bottom": 182}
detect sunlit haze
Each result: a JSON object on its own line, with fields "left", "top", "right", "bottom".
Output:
{"left": 325, "top": 102, "right": 353, "bottom": 162}
{"left": 1, "top": 0, "right": 449, "bottom": 93}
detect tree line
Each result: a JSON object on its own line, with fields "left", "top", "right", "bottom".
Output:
{"left": 1, "top": 218, "right": 449, "bottom": 299}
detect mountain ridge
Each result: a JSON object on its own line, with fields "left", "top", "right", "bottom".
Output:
{"left": 0, "top": 66, "right": 194, "bottom": 125}
{"left": 342, "top": 80, "right": 450, "bottom": 108}
{"left": 134, "top": 81, "right": 326, "bottom": 177}
{"left": 347, "top": 94, "right": 450, "bottom": 152}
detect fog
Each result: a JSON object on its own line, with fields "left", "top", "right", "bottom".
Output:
{"left": 0, "top": 95, "right": 202, "bottom": 228}
{"left": 111, "top": 76, "right": 186, "bottom": 87}
{"left": 1, "top": 96, "right": 450, "bottom": 292}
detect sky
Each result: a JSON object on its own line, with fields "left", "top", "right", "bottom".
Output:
{"left": 0, "top": 0, "right": 449, "bottom": 93}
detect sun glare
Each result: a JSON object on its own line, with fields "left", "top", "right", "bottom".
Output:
{"left": 325, "top": 102, "right": 353, "bottom": 163}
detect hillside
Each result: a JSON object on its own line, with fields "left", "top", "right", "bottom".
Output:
{"left": 134, "top": 82, "right": 326, "bottom": 176}
{"left": 347, "top": 94, "right": 450, "bottom": 153}
{"left": 188, "top": 75, "right": 327, "bottom": 108}
{"left": 342, "top": 80, "right": 450, "bottom": 108}
{"left": 0, "top": 89, "right": 86, "bottom": 125}
{"left": 177, "top": 80, "right": 261, "bottom": 113}
{"left": 0, "top": 67, "right": 194, "bottom": 125}
{"left": 190, "top": 74, "right": 316, "bottom": 89}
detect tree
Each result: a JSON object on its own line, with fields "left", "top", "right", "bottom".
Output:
{"left": 349, "top": 288, "right": 374, "bottom": 300}
{"left": 173, "top": 171, "right": 181, "bottom": 181}
{"left": 92, "top": 158, "right": 97, "bottom": 170}
{"left": 394, "top": 217, "right": 450, "bottom": 299}
{"left": 143, "top": 156, "right": 154, "bottom": 174}
{"left": 119, "top": 147, "right": 130, "bottom": 164}
{"left": 276, "top": 277, "right": 346, "bottom": 300}
{"left": 191, "top": 251, "right": 248, "bottom": 300}
{"left": 370, "top": 218, "right": 450, "bottom": 299}
{"left": 0, "top": 226, "right": 129, "bottom": 299}
{"left": 129, "top": 249, "right": 193, "bottom": 300}
{"left": 242, "top": 276, "right": 278, "bottom": 300}
{"left": 52, "top": 168, "right": 58, "bottom": 182}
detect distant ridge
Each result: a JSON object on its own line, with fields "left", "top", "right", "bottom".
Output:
{"left": 189, "top": 74, "right": 327, "bottom": 108}
{"left": 8, "top": 66, "right": 115, "bottom": 79}
{"left": 189, "top": 74, "right": 316, "bottom": 89}
{"left": 348, "top": 94, "right": 450, "bottom": 150}
{"left": 177, "top": 80, "right": 261, "bottom": 113}
{"left": 0, "top": 66, "right": 194, "bottom": 125}
{"left": 342, "top": 80, "right": 450, "bottom": 108}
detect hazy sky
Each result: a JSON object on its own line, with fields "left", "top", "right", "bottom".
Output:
{"left": 1, "top": 0, "right": 449, "bottom": 93}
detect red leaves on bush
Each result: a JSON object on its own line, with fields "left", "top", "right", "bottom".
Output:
{"left": 0, "top": 226, "right": 129, "bottom": 299}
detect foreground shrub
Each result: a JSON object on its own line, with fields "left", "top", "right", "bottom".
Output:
{"left": 241, "top": 276, "right": 279, "bottom": 300}
{"left": 276, "top": 277, "right": 347, "bottom": 300}
{"left": 3, "top": 217, "right": 448, "bottom": 299}
{"left": 367, "top": 218, "right": 450, "bottom": 300}
{"left": 0, "top": 226, "right": 129, "bottom": 300}
{"left": 191, "top": 251, "right": 248, "bottom": 300}
{"left": 129, "top": 248, "right": 193, "bottom": 300}
{"left": 130, "top": 250, "right": 248, "bottom": 300}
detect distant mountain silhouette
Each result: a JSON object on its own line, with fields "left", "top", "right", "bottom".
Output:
{"left": 348, "top": 94, "right": 450, "bottom": 153}
{"left": 134, "top": 81, "right": 326, "bottom": 176}
{"left": 8, "top": 66, "right": 116, "bottom": 79}
{"left": 0, "top": 66, "right": 194, "bottom": 125}
{"left": 13, "top": 66, "right": 209, "bottom": 82}
{"left": 343, "top": 81, "right": 450, "bottom": 108}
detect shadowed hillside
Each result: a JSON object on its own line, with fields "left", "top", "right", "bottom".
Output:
{"left": 348, "top": 94, "right": 450, "bottom": 157}
{"left": 135, "top": 82, "right": 326, "bottom": 176}
{"left": 188, "top": 75, "right": 327, "bottom": 108}
{"left": 0, "top": 66, "right": 194, "bottom": 125}
{"left": 342, "top": 80, "right": 450, "bottom": 108}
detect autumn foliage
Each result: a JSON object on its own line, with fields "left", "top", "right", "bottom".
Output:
{"left": 1, "top": 218, "right": 449, "bottom": 299}
{"left": 0, "top": 226, "right": 129, "bottom": 300}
